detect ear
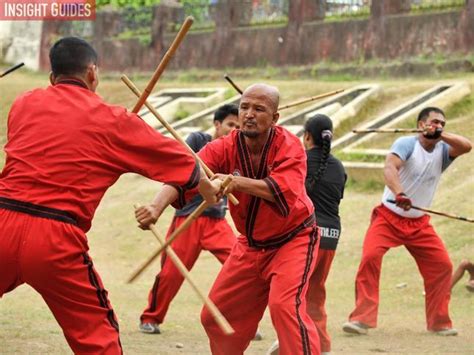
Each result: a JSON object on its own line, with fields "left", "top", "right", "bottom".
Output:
{"left": 272, "top": 112, "right": 280, "bottom": 125}
{"left": 86, "top": 64, "right": 98, "bottom": 91}
{"left": 49, "top": 72, "right": 55, "bottom": 85}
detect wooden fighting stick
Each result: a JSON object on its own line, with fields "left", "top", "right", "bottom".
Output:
{"left": 387, "top": 199, "right": 474, "bottom": 223}
{"left": 122, "top": 75, "right": 239, "bottom": 206}
{"left": 132, "top": 17, "right": 194, "bottom": 113}
{"left": 130, "top": 204, "right": 234, "bottom": 335}
{"left": 128, "top": 176, "right": 234, "bottom": 283}
{"left": 0, "top": 62, "right": 24, "bottom": 78}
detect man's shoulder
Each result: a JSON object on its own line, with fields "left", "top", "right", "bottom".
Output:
{"left": 390, "top": 135, "right": 418, "bottom": 159}
{"left": 393, "top": 135, "right": 418, "bottom": 146}
{"left": 13, "top": 87, "right": 45, "bottom": 104}
{"left": 274, "top": 125, "right": 303, "bottom": 146}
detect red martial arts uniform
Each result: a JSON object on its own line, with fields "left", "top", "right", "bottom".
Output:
{"left": 186, "top": 127, "right": 320, "bottom": 355}
{"left": 0, "top": 80, "right": 199, "bottom": 354}
{"left": 141, "top": 132, "right": 236, "bottom": 326}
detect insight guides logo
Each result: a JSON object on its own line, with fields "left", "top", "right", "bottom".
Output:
{"left": 0, "top": 0, "right": 96, "bottom": 21}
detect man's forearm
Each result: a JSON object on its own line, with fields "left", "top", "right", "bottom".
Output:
{"left": 233, "top": 176, "right": 275, "bottom": 202}
{"left": 441, "top": 132, "right": 472, "bottom": 157}
{"left": 151, "top": 184, "right": 180, "bottom": 218}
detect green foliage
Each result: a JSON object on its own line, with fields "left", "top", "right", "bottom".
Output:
{"left": 444, "top": 95, "right": 474, "bottom": 119}
{"left": 174, "top": 107, "right": 190, "bottom": 121}
{"left": 345, "top": 176, "right": 385, "bottom": 193}
{"left": 223, "top": 88, "right": 237, "bottom": 100}
{"left": 325, "top": 7, "right": 370, "bottom": 22}
{"left": 411, "top": 0, "right": 465, "bottom": 13}
{"left": 96, "top": 0, "right": 161, "bottom": 8}
{"left": 334, "top": 151, "right": 386, "bottom": 164}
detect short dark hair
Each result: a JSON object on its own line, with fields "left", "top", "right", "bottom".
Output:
{"left": 214, "top": 104, "right": 238, "bottom": 123}
{"left": 49, "top": 37, "right": 98, "bottom": 77}
{"left": 417, "top": 107, "right": 445, "bottom": 122}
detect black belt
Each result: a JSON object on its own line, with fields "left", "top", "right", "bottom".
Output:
{"left": 0, "top": 197, "right": 78, "bottom": 226}
{"left": 250, "top": 213, "right": 317, "bottom": 250}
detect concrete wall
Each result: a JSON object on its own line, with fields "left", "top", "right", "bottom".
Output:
{"left": 1, "top": 21, "right": 43, "bottom": 70}
{"left": 32, "top": 7, "right": 474, "bottom": 72}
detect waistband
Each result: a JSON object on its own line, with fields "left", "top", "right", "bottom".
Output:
{"left": 250, "top": 213, "right": 317, "bottom": 250}
{"left": 377, "top": 204, "right": 429, "bottom": 225}
{"left": 0, "top": 197, "right": 78, "bottom": 226}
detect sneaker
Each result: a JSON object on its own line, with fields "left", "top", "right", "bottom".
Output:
{"left": 139, "top": 322, "right": 161, "bottom": 334}
{"left": 252, "top": 328, "right": 263, "bottom": 341}
{"left": 342, "top": 321, "right": 369, "bottom": 335}
{"left": 432, "top": 328, "right": 458, "bottom": 336}
{"left": 266, "top": 340, "right": 279, "bottom": 355}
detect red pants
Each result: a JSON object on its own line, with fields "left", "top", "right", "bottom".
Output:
{"left": 201, "top": 227, "right": 320, "bottom": 355}
{"left": 307, "top": 248, "right": 336, "bottom": 353}
{"left": 349, "top": 205, "right": 453, "bottom": 330}
{"left": 141, "top": 215, "right": 236, "bottom": 324}
{"left": 0, "top": 209, "right": 122, "bottom": 354}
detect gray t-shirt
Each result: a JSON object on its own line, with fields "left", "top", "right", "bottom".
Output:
{"left": 382, "top": 136, "right": 453, "bottom": 218}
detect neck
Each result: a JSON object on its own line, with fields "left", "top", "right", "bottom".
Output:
{"left": 244, "top": 129, "right": 271, "bottom": 154}
{"left": 54, "top": 75, "right": 90, "bottom": 91}
{"left": 418, "top": 134, "right": 437, "bottom": 151}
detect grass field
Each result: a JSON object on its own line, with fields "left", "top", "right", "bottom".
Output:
{"left": 0, "top": 70, "right": 473, "bottom": 354}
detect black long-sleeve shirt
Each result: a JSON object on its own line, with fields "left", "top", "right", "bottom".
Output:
{"left": 305, "top": 147, "right": 346, "bottom": 250}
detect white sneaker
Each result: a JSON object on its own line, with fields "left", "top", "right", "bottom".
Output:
{"left": 266, "top": 340, "right": 279, "bottom": 355}
{"left": 342, "top": 321, "right": 369, "bottom": 335}
{"left": 432, "top": 328, "right": 458, "bottom": 336}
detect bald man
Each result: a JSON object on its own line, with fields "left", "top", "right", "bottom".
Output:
{"left": 136, "top": 84, "right": 321, "bottom": 354}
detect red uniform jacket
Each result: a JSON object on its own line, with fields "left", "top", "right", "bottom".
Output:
{"left": 0, "top": 80, "right": 199, "bottom": 232}
{"left": 197, "top": 126, "right": 315, "bottom": 248}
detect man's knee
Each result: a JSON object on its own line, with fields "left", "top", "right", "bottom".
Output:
{"left": 268, "top": 299, "right": 295, "bottom": 319}
{"left": 360, "top": 248, "right": 385, "bottom": 268}
{"left": 440, "top": 258, "right": 453, "bottom": 275}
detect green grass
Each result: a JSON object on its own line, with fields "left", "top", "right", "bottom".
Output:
{"left": 0, "top": 71, "right": 473, "bottom": 354}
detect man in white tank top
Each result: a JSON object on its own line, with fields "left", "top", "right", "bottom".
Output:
{"left": 343, "top": 107, "right": 472, "bottom": 337}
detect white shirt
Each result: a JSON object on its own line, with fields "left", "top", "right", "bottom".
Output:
{"left": 382, "top": 136, "right": 452, "bottom": 218}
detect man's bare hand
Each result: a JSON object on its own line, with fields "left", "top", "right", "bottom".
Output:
{"left": 212, "top": 173, "right": 238, "bottom": 196}
{"left": 423, "top": 125, "right": 443, "bottom": 140}
{"left": 199, "top": 176, "right": 223, "bottom": 205}
{"left": 135, "top": 204, "right": 160, "bottom": 230}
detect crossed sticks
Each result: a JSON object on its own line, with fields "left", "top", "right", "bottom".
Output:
{"left": 123, "top": 16, "right": 235, "bottom": 335}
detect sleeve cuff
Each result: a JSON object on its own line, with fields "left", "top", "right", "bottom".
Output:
{"left": 169, "top": 160, "right": 200, "bottom": 209}
{"left": 263, "top": 176, "right": 290, "bottom": 217}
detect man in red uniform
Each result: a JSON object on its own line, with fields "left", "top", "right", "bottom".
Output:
{"left": 139, "top": 104, "right": 239, "bottom": 334}
{"left": 0, "top": 37, "right": 221, "bottom": 354}
{"left": 136, "top": 83, "right": 321, "bottom": 354}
